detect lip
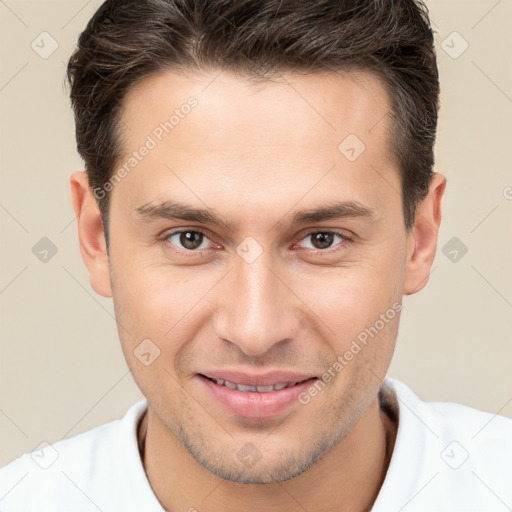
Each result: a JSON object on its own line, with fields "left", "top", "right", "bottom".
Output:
{"left": 199, "top": 369, "right": 316, "bottom": 387}
{"left": 197, "top": 374, "right": 319, "bottom": 419}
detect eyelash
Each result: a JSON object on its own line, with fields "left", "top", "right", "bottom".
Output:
{"left": 162, "top": 228, "right": 353, "bottom": 256}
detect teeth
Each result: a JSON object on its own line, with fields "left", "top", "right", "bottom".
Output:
{"left": 256, "top": 385, "right": 275, "bottom": 392}
{"left": 212, "top": 378, "right": 299, "bottom": 392}
{"left": 236, "top": 384, "right": 258, "bottom": 392}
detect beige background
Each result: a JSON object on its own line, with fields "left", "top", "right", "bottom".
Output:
{"left": 1, "top": 0, "right": 511, "bottom": 468}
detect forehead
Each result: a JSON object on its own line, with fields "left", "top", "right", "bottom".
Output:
{"left": 119, "top": 68, "right": 393, "bottom": 152}
{"left": 112, "top": 68, "right": 398, "bottom": 225}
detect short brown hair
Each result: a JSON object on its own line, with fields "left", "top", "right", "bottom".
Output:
{"left": 66, "top": 0, "right": 439, "bottom": 240}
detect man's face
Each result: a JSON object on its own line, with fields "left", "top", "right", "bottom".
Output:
{"left": 107, "top": 69, "right": 409, "bottom": 483}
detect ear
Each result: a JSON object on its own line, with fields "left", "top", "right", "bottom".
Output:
{"left": 404, "top": 173, "right": 446, "bottom": 295}
{"left": 70, "top": 171, "right": 112, "bottom": 298}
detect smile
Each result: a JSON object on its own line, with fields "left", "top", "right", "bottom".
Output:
{"left": 202, "top": 375, "right": 308, "bottom": 393}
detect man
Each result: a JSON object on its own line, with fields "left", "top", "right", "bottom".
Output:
{"left": 1, "top": 0, "right": 510, "bottom": 510}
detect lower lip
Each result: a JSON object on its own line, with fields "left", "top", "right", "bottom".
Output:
{"left": 197, "top": 374, "right": 318, "bottom": 419}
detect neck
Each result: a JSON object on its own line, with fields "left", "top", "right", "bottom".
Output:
{"left": 137, "top": 392, "right": 397, "bottom": 512}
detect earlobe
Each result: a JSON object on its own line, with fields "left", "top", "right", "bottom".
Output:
{"left": 404, "top": 173, "right": 446, "bottom": 295}
{"left": 70, "top": 171, "right": 112, "bottom": 298}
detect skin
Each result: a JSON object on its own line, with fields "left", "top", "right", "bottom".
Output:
{"left": 70, "top": 69, "right": 446, "bottom": 512}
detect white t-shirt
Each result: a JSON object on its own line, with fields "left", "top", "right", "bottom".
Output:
{"left": 1, "top": 377, "right": 511, "bottom": 511}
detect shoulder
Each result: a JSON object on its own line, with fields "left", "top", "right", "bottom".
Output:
{"left": 0, "top": 399, "right": 149, "bottom": 512}
{"left": 374, "top": 377, "right": 512, "bottom": 511}
{"left": 385, "top": 376, "right": 512, "bottom": 438}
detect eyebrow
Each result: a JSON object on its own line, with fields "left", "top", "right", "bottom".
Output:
{"left": 134, "top": 199, "right": 376, "bottom": 230}
{"left": 291, "top": 201, "right": 375, "bottom": 224}
{"left": 135, "top": 201, "right": 234, "bottom": 230}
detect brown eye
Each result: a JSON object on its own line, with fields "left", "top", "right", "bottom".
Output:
{"left": 310, "top": 232, "right": 335, "bottom": 249}
{"left": 166, "top": 230, "right": 211, "bottom": 251}
{"left": 299, "top": 231, "right": 346, "bottom": 251}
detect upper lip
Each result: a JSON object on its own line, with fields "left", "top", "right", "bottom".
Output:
{"left": 199, "top": 370, "right": 317, "bottom": 387}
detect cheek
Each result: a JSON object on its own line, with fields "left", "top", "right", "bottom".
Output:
{"left": 325, "top": 283, "right": 401, "bottom": 367}
{"left": 301, "top": 254, "right": 404, "bottom": 331}
{"left": 110, "top": 260, "right": 219, "bottom": 375}
{"left": 112, "top": 253, "right": 210, "bottom": 328}
{"left": 296, "top": 244, "right": 405, "bottom": 368}
{"left": 316, "top": 282, "right": 401, "bottom": 402}
{"left": 110, "top": 267, "right": 194, "bottom": 402}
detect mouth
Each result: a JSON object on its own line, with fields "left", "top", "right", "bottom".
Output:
{"left": 197, "top": 373, "right": 319, "bottom": 419}
{"left": 199, "top": 374, "right": 315, "bottom": 393}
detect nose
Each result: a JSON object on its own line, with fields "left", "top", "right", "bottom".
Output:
{"left": 213, "top": 251, "right": 300, "bottom": 357}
